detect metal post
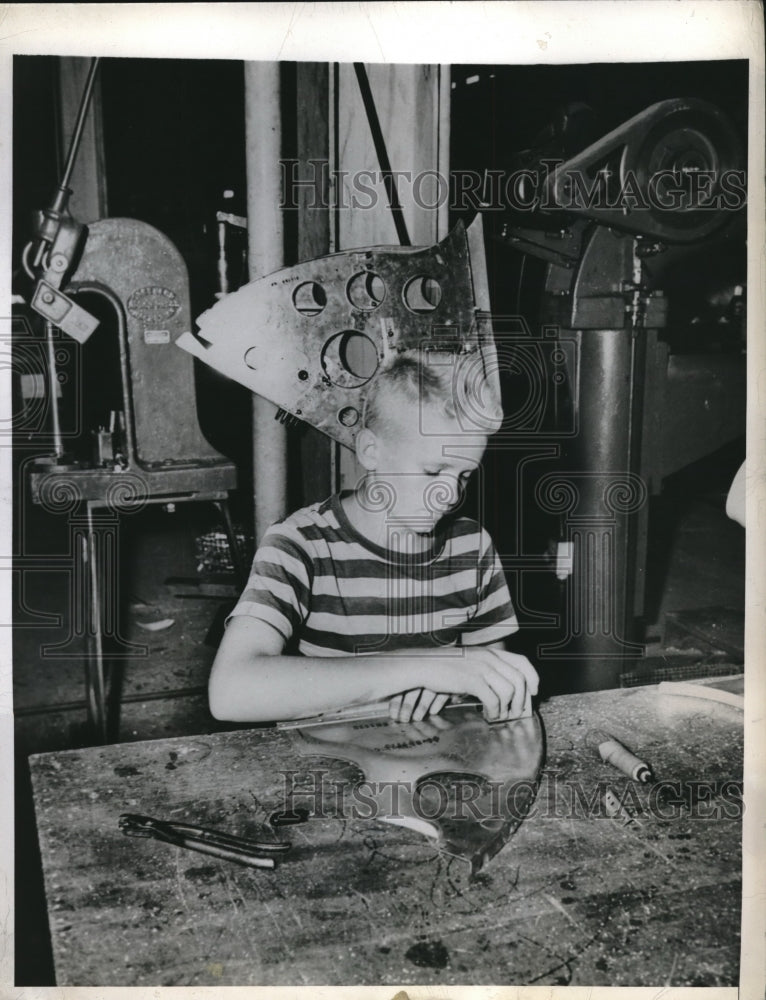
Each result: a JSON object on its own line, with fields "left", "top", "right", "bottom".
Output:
{"left": 244, "top": 62, "right": 288, "bottom": 543}
{"left": 572, "top": 330, "right": 642, "bottom": 681}
{"left": 540, "top": 228, "right": 648, "bottom": 690}
{"left": 44, "top": 320, "right": 64, "bottom": 457}
{"left": 86, "top": 503, "right": 108, "bottom": 742}
{"left": 57, "top": 56, "right": 107, "bottom": 223}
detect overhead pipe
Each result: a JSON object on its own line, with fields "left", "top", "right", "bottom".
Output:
{"left": 244, "top": 62, "right": 288, "bottom": 543}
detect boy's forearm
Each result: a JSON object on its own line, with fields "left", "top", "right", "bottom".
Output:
{"left": 209, "top": 651, "right": 416, "bottom": 722}
{"left": 209, "top": 634, "right": 535, "bottom": 724}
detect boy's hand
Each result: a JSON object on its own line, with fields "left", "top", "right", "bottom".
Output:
{"left": 406, "top": 647, "right": 539, "bottom": 723}
{"left": 388, "top": 688, "right": 450, "bottom": 724}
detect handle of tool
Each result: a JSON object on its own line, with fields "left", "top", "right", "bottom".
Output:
{"left": 277, "top": 696, "right": 484, "bottom": 730}
{"left": 120, "top": 814, "right": 282, "bottom": 866}
{"left": 277, "top": 700, "right": 391, "bottom": 729}
{"left": 598, "top": 738, "right": 652, "bottom": 782}
{"left": 167, "top": 821, "right": 290, "bottom": 854}
{"left": 171, "top": 834, "right": 276, "bottom": 869}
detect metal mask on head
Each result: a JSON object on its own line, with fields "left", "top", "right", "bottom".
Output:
{"left": 177, "top": 215, "right": 501, "bottom": 449}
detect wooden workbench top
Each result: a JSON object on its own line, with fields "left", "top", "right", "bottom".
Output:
{"left": 28, "top": 684, "right": 743, "bottom": 987}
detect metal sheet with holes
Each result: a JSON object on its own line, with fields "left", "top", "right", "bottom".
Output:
{"left": 177, "top": 217, "right": 498, "bottom": 450}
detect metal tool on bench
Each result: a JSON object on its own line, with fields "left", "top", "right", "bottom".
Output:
{"left": 118, "top": 813, "right": 291, "bottom": 870}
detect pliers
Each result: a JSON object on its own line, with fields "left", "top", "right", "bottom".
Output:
{"left": 118, "top": 813, "right": 291, "bottom": 869}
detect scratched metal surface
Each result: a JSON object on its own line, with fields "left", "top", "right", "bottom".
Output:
{"left": 28, "top": 685, "right": 742, "bottom": 987}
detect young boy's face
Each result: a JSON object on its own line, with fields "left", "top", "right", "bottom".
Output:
{"left": 364, "top": 400, "right": 487, "bottom": 533}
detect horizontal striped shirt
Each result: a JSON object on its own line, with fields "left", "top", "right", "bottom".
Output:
{"left": 228, "top": 492, "right": 518, "bottom": 655}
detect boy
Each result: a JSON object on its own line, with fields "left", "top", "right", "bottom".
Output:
{"left": 209, "top": 351, "right": 538, "bottom": 724}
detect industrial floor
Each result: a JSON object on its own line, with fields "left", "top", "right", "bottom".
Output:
{"left": 12, "top": 451, "right": 746, "bottom": 985}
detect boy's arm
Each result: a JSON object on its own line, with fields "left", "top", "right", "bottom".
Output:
{"left": 210, "top": 616, "right": 429, "bottom": 723}
{"left": 209, "top": 617, "right": 537, "bottom": 724}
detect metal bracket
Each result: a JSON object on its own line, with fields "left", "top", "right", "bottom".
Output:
{"left": 30, "top": 280, "right": 100, "bottom": 343}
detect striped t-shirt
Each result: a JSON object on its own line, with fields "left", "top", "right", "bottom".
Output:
{"left": 228, "top": 492, "right": 518, "bottom": 656}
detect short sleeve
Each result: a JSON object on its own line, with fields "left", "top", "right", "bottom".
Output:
{"left": 226, "top": 523, "right": 313, "bottom": 642}
{"left": 460, "top": 528, "right": 518, "bottom": 645}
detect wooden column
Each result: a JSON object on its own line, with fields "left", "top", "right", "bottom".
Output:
{"left": 296, "top": 63, "right": 333, "bottom": 505}
{"left": 334, "top": 63, "right": 450, "bottom": 489}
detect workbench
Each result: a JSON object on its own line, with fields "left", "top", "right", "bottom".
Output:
{"left": 28, "top": 684, "right": 743, "bottom": 987}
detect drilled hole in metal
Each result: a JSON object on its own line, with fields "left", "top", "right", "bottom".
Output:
{"left": 337, "top": 405, "right": 360, "bottom": 427}
{"left": 321, "top": 331, "right": 379, "bottom": 388}
{"left": 292, "top": 281, "right": 327, "bottom": 317}
{"left": 403, "top": 275, "right": 442, "bottom": 313}
{"left": 347, "top": 271, "right": 386, "bottom": 311}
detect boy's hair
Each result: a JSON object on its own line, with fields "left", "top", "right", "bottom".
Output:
{"left": 362, "top": 349, "right": 503, "bottom": 436}
{"left": 361, "top": 351, "right": 456, "bottom": 435}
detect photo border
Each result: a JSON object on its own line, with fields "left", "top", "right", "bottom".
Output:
{"left": 1, "top": 3, "right": 763, "bottom": 999}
